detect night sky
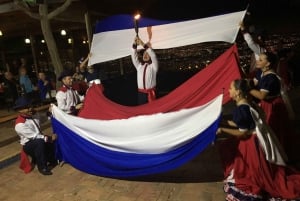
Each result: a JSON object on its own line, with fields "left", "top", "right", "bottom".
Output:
{"left": 150, "top": 0, "right": 248, "bottom": 20}
{"left": 138, "top": 0, "right": 299, "bottom": 20}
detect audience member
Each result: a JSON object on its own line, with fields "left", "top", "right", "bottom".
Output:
{"left": 72, "top": 64, "right": 88, "bottom": 96}
{"left": 80, "top": 53, "right": 100, "bottom": 86}
{"left": 18, "top": 67, "right": 37, "bottom": 95}
{"left": 2, "top": 71, "right": 19, "bottom": 106}
{"left": 72, "top": 65, "right": 86, "bottom": 82}
{"left": 37, "top": 72, "right": 52, "bottom": 101}
{"left": 44, "top": 66, "right": 57, "bottom": 90}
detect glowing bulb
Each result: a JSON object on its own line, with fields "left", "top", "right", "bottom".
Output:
{"left": 60, "top": 29, "right": 66, "bottom": 36}
{"left": 25, "top": 38, "right": 30, "bottom": 44}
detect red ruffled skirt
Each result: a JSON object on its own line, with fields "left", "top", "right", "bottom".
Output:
{"left": 218, "top": 135, "right": 300, "bottom": 200}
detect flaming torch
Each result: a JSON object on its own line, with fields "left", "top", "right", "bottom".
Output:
{"left": 134, "top": 13, "right": 141, "bottom": 36}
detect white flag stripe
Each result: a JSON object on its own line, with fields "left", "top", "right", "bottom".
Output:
{"left": 89, "top": 10, "right": 246, "bottom": 65}
{"left": 52, "top": 94, "right": 223, "bottom": 154}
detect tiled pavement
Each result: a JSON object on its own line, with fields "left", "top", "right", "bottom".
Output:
{"left": 0, "top": 86, "right": 300, "bottom": 201}
{"left": 0, "top": 141, "right": 226, "bottom": 201}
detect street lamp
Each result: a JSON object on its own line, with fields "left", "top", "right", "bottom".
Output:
{"left": 60, "top": 29, "right": 67, "bottom": 36}
{"left": 25, "top": 38, "right": 30, "bottom": 44}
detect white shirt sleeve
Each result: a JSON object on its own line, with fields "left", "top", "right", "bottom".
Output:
{"left": 146, "top": 48, "right": 158, "bottom": 73}
{"left": 131, "top": 48, "right": 140, "bottom": 69}
{"left": 243, "top": 33, "right": 263, "bottom": 56}
{"left": 56, "top": 90, "right": 69, "bottom": 113}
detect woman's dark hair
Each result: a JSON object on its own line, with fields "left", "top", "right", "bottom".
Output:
{"left": 232, "top": 79, "right": 251, "bottom": 98}
{"left": 264, "top": 51, "right": 278, "bottom": 69}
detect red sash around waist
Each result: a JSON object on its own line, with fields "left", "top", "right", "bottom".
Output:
{"left": 138, "top": 88, "right": 156, "bottom": 103}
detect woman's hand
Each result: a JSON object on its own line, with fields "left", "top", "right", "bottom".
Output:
{"left": 216, "top": 128, "right": 222, "bottom": 135}
{"left": 239, "top": 21, "right": 245, "bottom": 31}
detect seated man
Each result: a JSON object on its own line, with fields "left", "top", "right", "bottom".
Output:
{"left": 15, "top": 107, "right": 57, "bottom": 175}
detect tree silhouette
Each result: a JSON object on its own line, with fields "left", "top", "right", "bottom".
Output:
{"left": 14, "top": 0, "right": 73, "bottom": 87}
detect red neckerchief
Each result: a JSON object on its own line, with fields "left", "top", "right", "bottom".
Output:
{"left": 15, "top": 115, "right": 26, "bottom": 125}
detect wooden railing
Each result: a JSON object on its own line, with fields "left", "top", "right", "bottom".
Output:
{"left": 0, "top": 104, "right": 50, "bottom": 124}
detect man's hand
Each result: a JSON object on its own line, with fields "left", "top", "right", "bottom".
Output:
{"left": 134, "top": 36, "right": 139, "bottom": 45}
{"left": 134, "top": 36, "right": 144, "bottom": 46}
{"left": 75, "top": 103, "right": 83, "bottom": 110}
{"left": 51, "top": 133, "right": 57, "bottom": 141}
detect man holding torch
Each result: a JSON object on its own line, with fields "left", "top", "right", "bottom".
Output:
{"left": 131, "top": 14, "right": 159, "bottom": 105}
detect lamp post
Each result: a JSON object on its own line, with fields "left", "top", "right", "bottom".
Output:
{"left": 134, "top": 14, "right": 141, "bottom": 36}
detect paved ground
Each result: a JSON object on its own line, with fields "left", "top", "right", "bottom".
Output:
{"left": 0, "top": 142, "right": 226, "bottom": 201}
{"left": 0, "top": 86, "right": 300, "bottom": 201}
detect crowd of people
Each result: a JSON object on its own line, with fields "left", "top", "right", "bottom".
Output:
{"left": 2, "top": 16, "right": 299, "bottom": 200}
{"left": 0, "top": 58, "right": 57, "bottom": 110}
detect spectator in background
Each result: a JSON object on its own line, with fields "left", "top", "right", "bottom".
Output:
{"left": 19, "top": 67, "right": 36, "bottom": 95}
{"left": 2, "top": 71, "right": 19, "bottom": 108}
{"left": 80, "top": 53, "right": 99, "bottom": 86}
{"left": 72, "top": 65, "right": 85, "bottom": 82}
{"left": 18, "top": 67, "right": 39, "bottom": 107}
{"left": 85, "top": 65, "right": 99, "bottom": 86}
{"left": 72, "top": 64, "right": 88, "bottom": 96}
{"left": 8, "top": 59, "right": 20, "bottom": 77}
{"left": 77, "top": 57, "right": 88, "bottom": 80}
{"left": 44, "top": 66, "right": 57, "bottom": 90}
{"left": 37, "top": 72, "right": 51, "bottom": 102}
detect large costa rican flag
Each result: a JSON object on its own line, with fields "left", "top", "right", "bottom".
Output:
{"left": 51, "top": 10, "right": 245, "bottom": 178}
{"left": 51, "top": 44, "right": 242, "bottom": 178}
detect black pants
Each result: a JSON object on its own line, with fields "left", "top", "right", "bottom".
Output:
{"left": 23, "top": 139, "right": 56, "bottom": 170}
{"left": 138, "top": 92, "right": 148, "bottom": 105}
